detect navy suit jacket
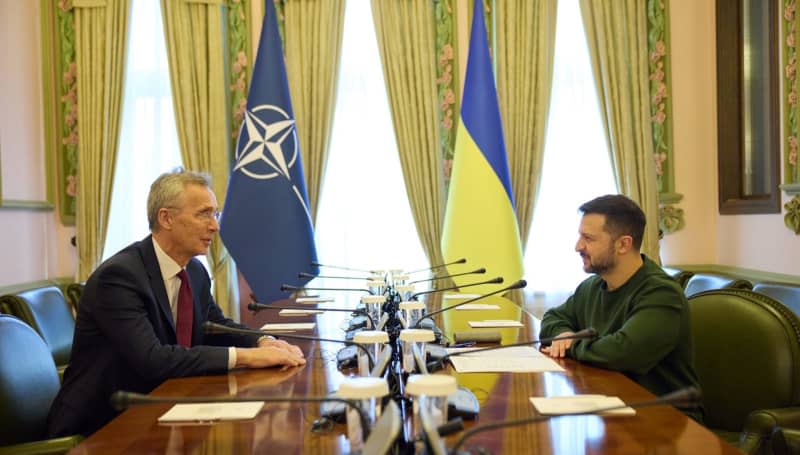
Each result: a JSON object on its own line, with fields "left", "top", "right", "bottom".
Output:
{"left": 47, "top": 236, "right": 260, "bottom": 437}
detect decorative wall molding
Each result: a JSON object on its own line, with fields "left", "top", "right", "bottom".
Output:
{"left": 648, "top": 0, "right": 683, "bottom": 234}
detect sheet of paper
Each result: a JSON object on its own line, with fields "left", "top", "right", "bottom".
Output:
{"left": 443, "top": 293, "right": 482, "bottom": 299}
{"left": 446, "top": 346, "right": 544, "bottom": 357}
{"left": 468, "top": 320, "right": 524, "bottom": 328}
{"left": 260, "top": 322, "right": 316, "bottom": 332}
{"left": 279, "top": 309, "right": 324, "bottom": 317}
{"left": 450, "top": 355, "right": 564, "bottom": 373}
{"left": 454, "top": 303, "right": 501, "bottom": 310}
{"left": 158, "top": 402, "right": 264, "bottom": 423}
{"left": 295, "top": 297, "right": 334, "bottom": 304}
{"left": 529, "top": 395, "right": 635, "bottom": 416}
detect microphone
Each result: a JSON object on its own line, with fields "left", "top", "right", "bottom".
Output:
{"left": 446, "top": 387, "right": 703, "bottom": 454}
{"left": 426, "top": 328, "right": 598, "bottom": 372}
{"left": 110, "top": 390, "right": 372, "bottom": 439}
{"left": 298, "top": 272, "right": 370, "bottom": 280}
{"left": 409, "top": 268, "right": 486, "bottom": 285}
{"left": 406, "top": 258, "right": 466, "bottom": 275}
{"left": 410, "top": 277, "right": 504, "bottom": 300}
{"left": 280, "top": 284, "right": 374, "bottom": 295}
{"left": 247, "top": 302, "right": 376, "bottom": 330}
{"left": 202, "top": 321, "right": 375, "bottom": 368}
{"left": 311, "top": 261, "right": 378, "bottom": 274}
{"left": 413, "top": 279, "right": 527, "bottom": 329}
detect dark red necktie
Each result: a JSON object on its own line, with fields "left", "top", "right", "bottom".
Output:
{"left": 176, "top": 270, "right": 194, "bottom": 347}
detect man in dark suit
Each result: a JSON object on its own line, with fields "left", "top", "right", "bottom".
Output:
{"left": 47, "top": 170, "right": 306, "bottom": 437}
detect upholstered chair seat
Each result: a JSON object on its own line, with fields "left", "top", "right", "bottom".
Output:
{"left": 688, "top": 289, "right": 800, "bottom": 454}
{"left": 0, "top": 315, "right": 81, "bottom": 454}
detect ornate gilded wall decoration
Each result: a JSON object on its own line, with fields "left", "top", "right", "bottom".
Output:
{"left": 227, "top": 0, "right": 251, "bottom": 150}
{"left": 434, "top": 0, "right": 457, "bottom": 186}
{"left": 784, "top": 195, "right": 800, "bottom": 234}
{"left": 56, "top": 0, "right": 78, "bottom": 224}
{"left": 647, "top": 0, "right": 683, "bottom": 233}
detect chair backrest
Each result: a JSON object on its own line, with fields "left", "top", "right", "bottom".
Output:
{"left": 688, "top": 289, "right": 800, "bottom": 432}
{"left": 684, "top": 272, "right": 753, "bottom": 297}
{"left": 0, "top": 286, "right": 74, "bottom": 366}
{"left": 65, "top": 282, "right": 84, "bottom": 315}
{"left": 662, "top": 267, "right": 694, "bottom": 289}
{"left": 753, "top": 282, "right": 800, "bottom": 317}
{"left": 0, "top": 315, "right": 61, "bottom": 445}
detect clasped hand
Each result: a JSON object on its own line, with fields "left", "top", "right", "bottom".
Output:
{"left": 541, "top": 331, "right": 575, "bottom": 358}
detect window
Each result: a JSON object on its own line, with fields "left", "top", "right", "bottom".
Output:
{"left": 313, "top": 1, "right": 429, "bottom": 283}
{"left": 103, "top": 0, "right": 182, "bottom": 260}
{"left": 523, "top": 0, "right": 617, "bottom": 298}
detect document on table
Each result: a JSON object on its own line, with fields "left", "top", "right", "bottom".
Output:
{"left": 447, "top": 346, "right": 565, "bottom": 373}
{"left": 278, "top": 309, "right": 324, "bottom": 317}
{"left": 158, "top": 402, "right": 264, "bottom": 423}
{"left": 444, "top": 293, "right": 482, "bottom": 299}
{"left": 468, "top": 320, "right": 524, "bottom": 328}
{"left": 529, "top": 395, "right": 635, "bottom": 416}
{"left": 295, "top": 297, "right": 334, "bottom": 304}
{"left": 454, "top": 303, "right": 500, "bottom": 310}
{"left": 260, "top": 322, "right": 316, "bottom": 332}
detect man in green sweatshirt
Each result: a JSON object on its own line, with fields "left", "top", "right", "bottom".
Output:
{"left": 540, "top": 195, "right": 703, "bottom": 422}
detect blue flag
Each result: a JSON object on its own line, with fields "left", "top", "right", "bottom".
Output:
{"left": 220, "top": 0, "right": 318, "bottom": 303}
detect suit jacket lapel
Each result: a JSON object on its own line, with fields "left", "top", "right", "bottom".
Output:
{"left": 140, "top": 235, "right": 177, "bottom": 334}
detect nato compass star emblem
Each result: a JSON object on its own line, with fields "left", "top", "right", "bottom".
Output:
{"left": 234, "top": 104, "right": 312, "bottom": 222}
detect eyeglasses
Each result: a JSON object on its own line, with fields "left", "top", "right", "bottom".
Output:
{"left": 195, "top": 209, "right": 222, "bottom": 222}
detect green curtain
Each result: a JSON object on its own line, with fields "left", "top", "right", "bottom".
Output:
{"left": 580, "top": 0, "right": 661, "bottom": 261}
{"left": 496, "top": 0, "right": 557, "bottom": 251}
{"left": 73, "top": 0, "right": 130, "bottom": 280}
{"left": 371, "top": 0, "right": 446, "bottom": 269}
{"left": 161, "top": 0, "right": 238, "bottom": 320}
{"left": 283, "top": 0, "right": 346, "bottom": 224}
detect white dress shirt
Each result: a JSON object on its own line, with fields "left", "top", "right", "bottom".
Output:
{"left": 152, "top": 238, "right": 236, "bottom": 369}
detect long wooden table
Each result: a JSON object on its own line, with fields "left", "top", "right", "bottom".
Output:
{"left": 69, "top": 292, "right": 739, "bottom": 454}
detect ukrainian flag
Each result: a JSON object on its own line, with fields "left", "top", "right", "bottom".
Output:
{"left": 441, "top": 0, "right": 524, "bottom": 293}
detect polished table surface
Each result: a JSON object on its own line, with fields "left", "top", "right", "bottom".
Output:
{"left": 69, "top": 291, "right": 739, "bottom": 454}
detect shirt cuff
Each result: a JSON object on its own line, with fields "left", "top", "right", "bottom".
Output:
{"left": 227, "top": 347, "right": 237, "bottom": 370}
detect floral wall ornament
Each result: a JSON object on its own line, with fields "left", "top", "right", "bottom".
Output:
{"left": 658, "top": 204, "right": 685, "bottom": 234}
{"left": 57, "top": 1, "right": 78, "bottom": 224}
{"left": 647, "top": 0, "right": 683, "bottom": 234}
{"left": 435, "top": 0, "right": 457, "bottom": 186}
{"left": 227, "top": 0, "right": 250, "bottom": 149}
{"left": 784, "top": 195, "right": 800, "bottom": 234}
{"left": 784, "top": 0, "right": 799, "bottom": 184}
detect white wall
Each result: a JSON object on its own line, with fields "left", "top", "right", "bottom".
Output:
{"left": 0, "top": 1, "right": 76, "bottom": 286}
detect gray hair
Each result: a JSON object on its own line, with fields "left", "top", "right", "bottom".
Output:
{"left": 147, "top": 169, "right": 212, "bottom": 231}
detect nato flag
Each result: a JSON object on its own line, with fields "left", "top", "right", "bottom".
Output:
{"left": 220, "top": 0, "right": 318, "bottom": 303}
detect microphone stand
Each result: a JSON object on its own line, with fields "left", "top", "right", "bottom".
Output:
{"left": 298, "top": 272, "right": 371, "bottom": 281}
{"left": 447, "top": 387, "right": 703, "bottom": 454}
{"left": 413, "top": 279, "right": 527, "bottom": 329}
{"left": 110, "top": 391, "right": 373, "bottom": 440}
{"left": 247, "top": 302, "right": 376, "bottom": 331}
{"left": 409, "top": 277, "right": 504, "bottom": 301}
{"left": 281, "top": 284, "right": 374, "bottom": 295}
{"left": 408, "top": 268, "right": 486, "bottom": 285}
{"left": 406, "top": 258, "right": 467, "bottom": 275}
{"left": 427, "top": 328, "right": 598, "bottom": 372}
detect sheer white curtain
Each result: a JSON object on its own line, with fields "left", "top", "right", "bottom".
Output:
{"left": 314, "top": 1, "right": 429, "bottom": 280}
{"left": 523, "top": 0, "right": 616, "bottom": 297}
{"left": 103, "top": 0, "right": 182, "bottom": 260}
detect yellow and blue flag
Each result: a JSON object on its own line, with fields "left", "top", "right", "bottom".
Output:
{"left": 220, "top": 0, "right": 318, "bottom": 303}
{"left": 441, "top": 0, "right": 524, "bottom": 293}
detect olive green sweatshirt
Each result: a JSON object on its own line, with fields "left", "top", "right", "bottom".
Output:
{"left": 540, "top": 255, "right": 703, "bottom": 422}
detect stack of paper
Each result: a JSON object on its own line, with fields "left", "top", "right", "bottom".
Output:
{"left": 278, "top": 309, "right": 324, "bottom": 317}
{"left": 468, "top": 320, "right": 524, "bottom": 328}
{"left": 158, "top": 402, "right": 264, "bottom": 423}
{"left": 446, "top": 346, "right": 565, "bottom": 373}
{"left": 260, "top": 322, "right": 316, "bottom": 332}
{"left": 454, "top": 303, "right": 501, "bottom": 311}
{"left": 529, "top": 395, "right": 636, "bottom": 416}
{"left": 295, "top": 297, "right": 334, "bottom": 304}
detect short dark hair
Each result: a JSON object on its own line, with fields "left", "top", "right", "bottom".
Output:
{"left": 579, "top": 195, "right": 646, "bottom": 250}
